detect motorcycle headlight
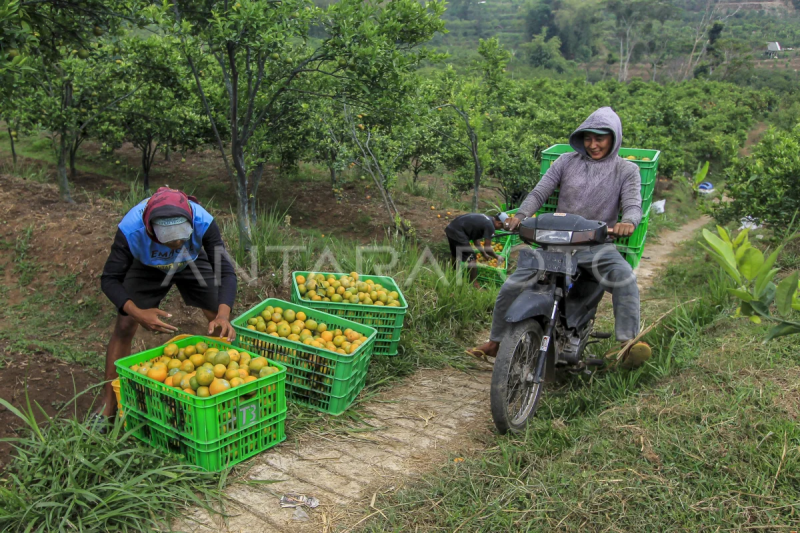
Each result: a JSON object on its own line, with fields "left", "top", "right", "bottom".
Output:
{"left": 570, "top": 229, "right": 599, "bottom": 244}
{"left": 535, "top": 230, "right": 572, "bottom": 244}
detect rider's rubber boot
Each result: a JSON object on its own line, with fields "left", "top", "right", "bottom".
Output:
{"left": 620, "top": 342, "right": 652, "bottom": 369}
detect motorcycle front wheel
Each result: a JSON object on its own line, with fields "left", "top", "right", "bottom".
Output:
{"left": 490, "top": 319, "right": 547, "bottom": 434}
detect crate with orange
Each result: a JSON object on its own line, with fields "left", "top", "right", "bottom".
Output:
{"left": 115, "top": 335, "right": 287, "bottom": 471}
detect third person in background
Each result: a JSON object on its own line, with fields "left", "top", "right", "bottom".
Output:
{"left": 445, "top": 212, "right": 509, "bottom": 283}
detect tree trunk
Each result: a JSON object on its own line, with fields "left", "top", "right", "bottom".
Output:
{"left": 249, "top": 162, "right": 264, "bottom": 227}
{"left": 618, "top": 37, "right": 624, "bottom": 82}
{"left": 141, "top": 143, "right": 151, "bottom": 193}
{"left": 472, "top": 164, "right": 481, "bottom": 213}
{"left": 7, "top": 126, "right": 16, "bottom": 166}
{"left": 164, "top": 146, "right": 171, "bottom": 161}
{"left": 56, "top": 134, "right": 74, "bottom": 203}
{"left": 231, "top": 142, "right": 253, "bottom": 254}
{"left": 69, "top": 141, "right": 78, "bottom": 179}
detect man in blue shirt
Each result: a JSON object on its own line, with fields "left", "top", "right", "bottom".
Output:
{"left": 98, "top": 187, "right": 237, "bottom": 420}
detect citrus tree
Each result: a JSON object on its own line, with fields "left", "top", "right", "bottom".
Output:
{"left": 715, "top": 125, "right": 800, "bottom": 227}
{"left": 104, "top": 37, "right": 210, "bottom": 192}
{"left": 18, "top": 0, "right": 143, "bottom": 201}
{"left": 158, "top": 0, "right": 446, "bottom": 255}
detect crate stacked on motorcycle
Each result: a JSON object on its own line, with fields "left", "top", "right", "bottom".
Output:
{"left": 499, "top": 144, "right": 659, "bottom": 272}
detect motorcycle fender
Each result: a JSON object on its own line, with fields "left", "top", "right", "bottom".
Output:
{"left": 505, "top": 284, "right": 556, "bottom": 323}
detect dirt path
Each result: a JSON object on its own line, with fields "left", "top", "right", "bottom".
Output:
{"left": 177, "top": 369, "right": 492, "bottom": 532}
{"left": 635, "top": 216, "right": 711, "bottom": 289}
{"left": 176, "top": 217, "right": 711, "bottom": 533}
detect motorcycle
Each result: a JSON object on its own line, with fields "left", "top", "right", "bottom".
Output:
{"left": 490, "top": 212, "right": 614, "bottom": 434}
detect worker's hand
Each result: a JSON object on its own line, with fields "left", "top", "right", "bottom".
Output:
{"left": 208, "top": 314, "right": 236, "bottom": 342}
{"left": 504, "top": 216, "right": 523, "bottom": 233}
{"left": 610, "top": 222, "right": 635, "bottom": 237}
{"left": 131, "top": 307, "right": 178, "bottom": 334}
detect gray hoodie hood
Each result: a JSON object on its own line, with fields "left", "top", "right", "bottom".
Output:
{"left": 517, "top": 105, "right": 642, "bottom": 228}
{"left": 568, "top": 106, "right": 623, "bottom": 161}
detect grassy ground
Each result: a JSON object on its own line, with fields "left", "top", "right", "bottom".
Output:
{"left": 355, "top": 231, "right": 800, "bottom": 531}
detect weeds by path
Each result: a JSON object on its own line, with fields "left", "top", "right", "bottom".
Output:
{"left": 356, "top": 231, "right": 800, "bottom": 531}
{"left": 0, "top": 394, "right": 225, "bottom": 533}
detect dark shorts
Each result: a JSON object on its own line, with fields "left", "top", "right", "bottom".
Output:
{"left": 447, "top": 237, "right": 476, "bottom": 263}
{"left": 122, "top": 258, "right": 220, "bottom": 313}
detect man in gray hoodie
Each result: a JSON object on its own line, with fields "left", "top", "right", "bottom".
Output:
{"left": 468, "top": 107, "right": 651, "bottom": 367}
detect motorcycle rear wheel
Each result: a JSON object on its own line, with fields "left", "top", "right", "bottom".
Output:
{"left": 490, "top": 319, "right": 547, "bottom": 434}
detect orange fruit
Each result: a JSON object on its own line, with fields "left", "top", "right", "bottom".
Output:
{"left": 184, "top": 345, "right": 196, "bottom": 357}
{"left": 196, "top": 367, "right": 215, "bottom": 386}
{"left": 249, "top": 357, "right": 268, "bottom": 373}
{"left": 189, "top": 354, "right": 205, "bottom": 368}
{"left": 195, "top": 342, "right": 208, "bottom": 354}
{"left": 227, "top": 349, "right": 240, "bottom": 363}
{"left": 239, "top": 353, "right": 251, "bottom": 366}
{"left": 296, "top": 275, "right": 306, "bottom": 284}
{"left": 197, "top": 386, "right": 210, "bottom": 398}
{"left": 163, "top": 343, "right": 179, "bottom": 357}
{"left": 243, "top": 375, "right": 257, "bottom": 384}
{"left": 164, "top": 376, "right": 174, "bottom": 387}
{"left": 214, "top": 351, "right": 231, "bottom": 366}
{"left": 230, "top": 377, "right": 244, "bottom": 388}
{"left": 238, "top": 368, "right": 249, "bottom": 378}
{"left": 204, "top": 348, "right": 219, "bottom": 363}
{"left": 320, "top": 331, "right": 334, "bottom": 342}
{"left": 296, "top": 311, "right": 306, "bottom": 321}
{"left": 183, "top": 388, "right": 196, "bottom": 395}
{"left": 225, "top": 368, "right": 239, "bottom": 381}
{"left": 172, "top": 371, "right": 186, "bottom": 389}
{"left": 147, "top": 367, "right": 167, "bottom": 383}
{"left": 180, "top": 374, "right": 194, "bottom": 389}
{"left": 181, "top": 361, "right": 195, "bottom": 373}
{"left": 209, "top": 379, "right": 231, "bottom": 396}
{"left": 213, "top": 364, "right": 227, "bottom": 378}
{"left": 277, "top": 324, "right": 291, "bottom": 337}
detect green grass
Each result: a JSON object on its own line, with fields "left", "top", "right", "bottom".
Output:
{"left": 0, "top": 395, "right": 226, "bottom": 532}
{"left": 353, "top": 225, "right": 800, "bottom": 531}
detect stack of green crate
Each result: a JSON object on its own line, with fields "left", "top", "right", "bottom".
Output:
{"left": 500, "top": 144, "right": 659, "bottom": 269}
{"left": 116, "top": 336, "right": 287, "bottom": 472}
{"left": 233, "top": 298, "right": 377, "bottom": 415}
{"left": 289, "top": 272, "right": 406, "bottom": 357}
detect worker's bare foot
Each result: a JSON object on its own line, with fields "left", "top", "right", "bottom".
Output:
{"left": 466, "top": 341, "right": 499, "bottom": 362}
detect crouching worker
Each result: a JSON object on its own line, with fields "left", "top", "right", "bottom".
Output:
{"left": 96, "top": 187, "right": 237, "bottom": 422}
{"left": 466, "top": 107, "right": 651, "bottom": 368}
{"left": 445, "top": 212, "right": 509, "bottom": 282}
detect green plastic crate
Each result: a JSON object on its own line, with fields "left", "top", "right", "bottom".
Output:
{"left": 124, "top": 408, "right": 286, "bottom": 472}
{"left": 290, "top": 272, "right": 407, "bottom": 357}
{"left": 468, "top": 234, "right": 513, "bottom": 287}
{"left": 614, "top": 206, "right": 650, "bottom": 250}
{"left": 116, "top": 336, "right": 287, "bottom": 443}
{"left": 620, "top": 246, "right": 644, "bottom": 269}
{"left": 540, "top": 144, "right": 660, "bottom": 188}
{"left": 233, "top": 298, "right": 377, "bottom": 415}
